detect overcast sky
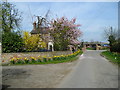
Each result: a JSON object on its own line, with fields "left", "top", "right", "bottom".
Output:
{"left": 12, "top": 2, "right": 118, "bottom": 42}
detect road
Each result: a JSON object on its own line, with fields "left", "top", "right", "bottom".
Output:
{"left": 57, "top": 50, "right": 118, "bottom": 88}
{"left": 2, "top": 58, "right": 78, "bottom": 88}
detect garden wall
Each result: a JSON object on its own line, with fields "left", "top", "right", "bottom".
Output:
{"left": 2, "top": 51, "right": 72, "bottom": 63}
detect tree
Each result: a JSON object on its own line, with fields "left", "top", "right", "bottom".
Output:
{"left": 2, "top": 2, "right": 23, "bottom": 53}
{"left": 49, "top": 17, "right": 82, "bottom": 51}
{"left": 2, "top": 2, "right": 22, "bottom": 32}
{"left": 23, "top": 31, "right": 46, "bottom": 51}
{"left": 0, "top": 4, "right": 2, "bottom": 43}
{"left": 104, "top": 27, "right": 119, "bottom": 52}
{"left": 34, "top": 9, "right": 51, "bottom": 30}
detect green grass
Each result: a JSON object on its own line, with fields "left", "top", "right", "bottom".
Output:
{"left": 86, "top": 48, "right": 95, "bottom": 50}
{"left": 101, "top": 51, "right": 120, "bottom": 66}
{"left": 7, "top": 56, "right": 79, "bottom": 66}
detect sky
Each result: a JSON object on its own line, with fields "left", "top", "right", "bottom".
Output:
{"left": 11, "top": 2, "right": 118, "bottom": 42}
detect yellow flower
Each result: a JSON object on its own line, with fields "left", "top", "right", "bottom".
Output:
{"left": 48, "top": 57, "right": 52, "bottom": 59}
{"left": 31, "top": 57, "right": 36, "bottom": 60}
{"left": 16, "top": 58, "right": 20, "bottom": 60}
{"left": 10, "top": 59, "right": 14, "bottom": 61}
{"left": 43, "top": 56, "right": 47, "bottom": 58}
{"left": 24, "top": 57, "right": 28, "bottom": 60}
{"left": 10, "top": 57, "right": 15, "bottom": 61}
{"left": 54, "top": 56, "right": 56, "bottom": 57}
{"left": 61, "top": 55, "right": 64, "bottom": 57}
{"left": 57, "top": 56, "right": 60, "bottom": 58}
{"left": 56, "top": 56, "right": 59, "bottom": 58}
{"left": 38, "top": 56, "right": 40, "bottom": 58}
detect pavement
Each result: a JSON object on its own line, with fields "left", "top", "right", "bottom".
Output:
{"left": 57, "top": 50, "right": 118, "bottom": 88}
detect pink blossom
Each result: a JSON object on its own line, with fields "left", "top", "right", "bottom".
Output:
{"left": 49, "top": 16, "right": 82, "bottom": 45}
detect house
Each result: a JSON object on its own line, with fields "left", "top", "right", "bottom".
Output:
{"left": 30, "top": 21, "right": 54, "bottom": 51}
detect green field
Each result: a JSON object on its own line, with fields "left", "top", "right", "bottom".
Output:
{"left": 101, "top": 51, "right": 120, "bottom": 66}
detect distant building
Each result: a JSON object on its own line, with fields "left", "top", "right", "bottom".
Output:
{"left": 83, "top": 42, "right": 109, "bottom": 50}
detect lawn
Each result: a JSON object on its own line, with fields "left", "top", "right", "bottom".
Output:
{"left": 101, "top": 51, "right": 120, "bottom": 66}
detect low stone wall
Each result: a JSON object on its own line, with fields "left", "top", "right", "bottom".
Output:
{"left": 2, "top": 51, "right": 72, "bottom": 63}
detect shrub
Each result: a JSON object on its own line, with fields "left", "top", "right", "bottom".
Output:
{"left": 111, "top": 42, "right": 120, "bottom": 53}
{"left": 23, "top": 31, "right": 47, "bottom": 52}
{"left": 2, "top": 32, "right": 24, "bottom": 53}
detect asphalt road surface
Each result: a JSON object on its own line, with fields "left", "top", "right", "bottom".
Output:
{"left": 57, "top": 50, "right": 118, "bottom": 88}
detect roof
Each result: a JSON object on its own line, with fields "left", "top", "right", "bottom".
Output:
{"left": 30, "top": 30, "right": 39, "bottom": 34}
{"left": 84, "top": 42, "right": 108, "bottom": 45}
{"left": 30, "top": 27, "right": 49, "bottom": 34}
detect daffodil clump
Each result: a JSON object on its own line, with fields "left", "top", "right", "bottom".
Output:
{"left": 31, "top": 57, "right": 37, "bottom": 63}
{"left": 24, "top": 57, "right": 29, "bottom": 64}
{"left": 9, "top": 49, "right": 81, "bottom": 65}
{"left": 10, "top": 57, "right": 16, "bottom": 64}
{"left": 43, "top": 56, "right": 47, "bottom": 62}
{"left": 37, "top": 56, "right": 42, "bottom": 62}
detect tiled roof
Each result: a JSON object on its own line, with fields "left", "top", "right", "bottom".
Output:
{"left": 30, "top": 27, "right": 49, "bottom": 34}
{"left": 30, "top": 30, "right": 39, "bottom": 34}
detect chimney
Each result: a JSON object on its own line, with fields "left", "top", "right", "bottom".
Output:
{"left": 33, "top": 21, "right": 36, "bottom": 30}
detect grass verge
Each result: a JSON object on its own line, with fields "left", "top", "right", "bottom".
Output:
{"left": 101, "top": 51, "right": 120, "bottom": 66}
{"left": 2, "top": 51, "right": 83, "bottom": 66}
{"left": 14, "top": 56, "right": 79, "bottom": 65}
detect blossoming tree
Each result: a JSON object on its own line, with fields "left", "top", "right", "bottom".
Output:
{"left": 49, "top": 17, "right": 82, "bottom": 51}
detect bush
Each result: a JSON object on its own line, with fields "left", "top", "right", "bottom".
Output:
{"left": 2, "top": 31, "right": 24, "bottom": 53}
{"left": 111, "top": 42, "right": 120, "bottom": 53}
{"left": 23, "top": 31, "right": 47, "bottom": 52}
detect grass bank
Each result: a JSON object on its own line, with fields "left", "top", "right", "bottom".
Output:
{"left": 11, "top": 56, "right": 80, "bottom": 66}
{"left": 3, "top": 50, "right": 83, "bottom": 66}
{"left": 101, "top": 51, "right": 120, "bottom": 66}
